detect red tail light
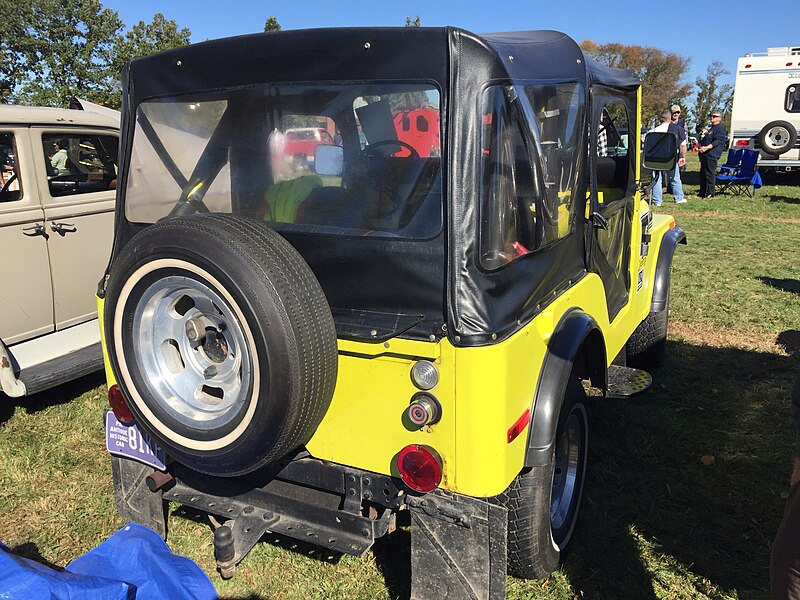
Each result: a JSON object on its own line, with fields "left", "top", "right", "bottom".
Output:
{"left": 736, "top": 140, "right": 750, "bottom": 146}
{"left": 108, "top": 384, "right": 134, "bottom": 424}
{"left": 397, "top": 445, "right": 442, "bottom": 493}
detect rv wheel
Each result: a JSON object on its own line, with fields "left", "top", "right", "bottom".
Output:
{"left": 104, "top": 214, "right": 338, "bottom": 477}
{"left": 758, "top": 121, "right": 797, "bottom": 156}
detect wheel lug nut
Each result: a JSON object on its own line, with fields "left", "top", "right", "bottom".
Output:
{"left": 204, "top": 365, "right": 218, "bottom": 378}
{"left": 186, "top": 319, "right": 203, "bottom": 342}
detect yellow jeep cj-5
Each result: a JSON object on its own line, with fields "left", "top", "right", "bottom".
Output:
{"left": 98, "top": 27, "right": 685, "bottom": 599}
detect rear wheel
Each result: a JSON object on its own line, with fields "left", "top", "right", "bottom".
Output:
{"left": 499, "top": 375, "right": 589, "bottom": 579}
{"left": 758, "top": 121, "right": 797, "bottom": 156}
{"left": 104, "top": 214, "right": 337, "bottom": 477}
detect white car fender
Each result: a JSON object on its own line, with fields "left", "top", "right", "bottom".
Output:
{"left": 0, "top": 337, "right": 26, "bottom": 397}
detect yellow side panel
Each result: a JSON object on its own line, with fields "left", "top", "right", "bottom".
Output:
{"left": 309, "top": 271, "right": 645, "bottom": 498}
{"left": 96, "top": 295, "right": 117, "bottom": 388}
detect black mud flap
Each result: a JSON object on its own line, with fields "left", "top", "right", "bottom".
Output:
{"left": 408, "top": 492, "right": 507, "bottom": 600}
{"left": 111, "top": 454, "right": 167, "bottom": 538}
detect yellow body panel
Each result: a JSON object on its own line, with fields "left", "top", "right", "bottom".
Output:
{"left": 96, "top": 297, "right": 117, "bottom": 388}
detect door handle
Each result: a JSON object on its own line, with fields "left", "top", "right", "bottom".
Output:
{"left": 50, "top": 221, "right": 77, "bottom": 234}
{"left": 590, "top": 211, "right": 609, "bottom": 230}
{"left": 22, "top": 223, "right": 48, "bottom": 238}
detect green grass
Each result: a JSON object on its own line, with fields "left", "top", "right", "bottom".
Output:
{"left": 1, "top": 155, "right": 799, "bottom": 598}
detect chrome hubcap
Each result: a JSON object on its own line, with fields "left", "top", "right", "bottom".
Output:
{"left": 551, "top": 411, "right": 582, "bottom": 531}
{"left": 767, "top": 127, "right": 789, "bottom": 148}
{"left": 132, "top": 275, "right": 251, "bottom": 430}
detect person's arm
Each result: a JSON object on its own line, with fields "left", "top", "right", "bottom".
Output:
{"left": 711, "top": 128, "right": 727, "bottom": 153}
{"left": 677, "top": 141, "right": 687, "bottom": 166}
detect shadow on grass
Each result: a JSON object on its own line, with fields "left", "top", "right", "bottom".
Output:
{"left": 8, "top": 542, "right": 63, "bottom": 571}
{"left": 758, "top": 277, "right": 800, "bottom": 296}
{"left": 760, "top": 171, "right": 800, "bottom": 187}
{"left": 559, "top": 339, "right": 796, "bottom": 598}
{"left": 372, "top": 510, "right": 411, "bottom": 600}
{"left": 763, "top": 195, "right": 800, "bottom": 205}
{"left": 0, "top": 371, "right": 105, "bottom": 425}
{"left": 681, "top": 169, "right": 701, "bottom": 187}
{"left": 778, "top": 330, "right": 800, "bottom": 357}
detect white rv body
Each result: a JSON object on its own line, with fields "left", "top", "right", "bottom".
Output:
{"left": 730, "top": 46, "right": 800, "bottom": 171}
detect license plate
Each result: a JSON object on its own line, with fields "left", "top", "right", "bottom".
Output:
{"left": 105, "top": 411, "right": 166, "bottom": 471}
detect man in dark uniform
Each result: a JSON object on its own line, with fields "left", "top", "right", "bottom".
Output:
{"left": 697, "top": 109, "right": 727, "bottom": 198}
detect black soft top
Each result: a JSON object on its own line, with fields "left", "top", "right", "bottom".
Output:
{"left": 124, "top": 27, "right": 638, "bottom": 104}
{"left": 118, "top": 28, "right": 640, "bottom": 346}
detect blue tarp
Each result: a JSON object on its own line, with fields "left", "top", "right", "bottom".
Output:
{"left": 0, "top": 523, "right": 217, "bottom": 599}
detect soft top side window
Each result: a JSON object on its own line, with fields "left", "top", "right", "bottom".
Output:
{"left": 593, "top": 102, "right": 631, "bottom": 203}
{"left": 479, "top": 82, "right": 585, "bottom": 271}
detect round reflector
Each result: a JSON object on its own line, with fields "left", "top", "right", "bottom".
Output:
{"left": 108, "top": 384, "right": 134, "bottom": 424}
{"left": 397, "top": 444, "right": 442, "bottom": 493}
{"left": 410, "top": 360, "right": 439, "bottom": 390}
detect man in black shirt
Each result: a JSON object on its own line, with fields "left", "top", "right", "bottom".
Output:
{"left": 697, "top": 109, "right": 728, "bottom": 198}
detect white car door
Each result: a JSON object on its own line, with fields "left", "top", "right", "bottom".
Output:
{"left": 0, "top": 128, "right": 54, "bottom": 345}
{"left": 32, "top": 128, "right": 118, "bottom": 330}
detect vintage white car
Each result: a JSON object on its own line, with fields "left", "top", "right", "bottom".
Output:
{"left": 0, "top": 100, "right": 119, "bottom": 397}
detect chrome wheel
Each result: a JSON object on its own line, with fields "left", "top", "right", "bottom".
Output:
{"left": 550, "top": 409, "right": 584, "bottom": 532}
{"left": 132, "top": 274, "right": 252, "bottom": 430}
{"left": 766, "top": 125, "right": 791, "bottom": 151}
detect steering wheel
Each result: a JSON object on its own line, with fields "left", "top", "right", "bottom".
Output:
{"left": 364, "top": 139, "right": 420, "bottom": 158}
{"left": 0, "top": 172, "right": 17, "bottom": 196}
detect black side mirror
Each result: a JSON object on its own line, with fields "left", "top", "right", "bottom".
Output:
{"left": 642, "top": 131, "right": 678, "bottom": 172}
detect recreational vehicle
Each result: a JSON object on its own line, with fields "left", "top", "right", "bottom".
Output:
{"left": 730, "top": 45, "right": 800, "bottom": 172}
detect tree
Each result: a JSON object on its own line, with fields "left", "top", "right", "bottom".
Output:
{"left": 580, "top": 40, "right": 691, "bottom": 126}
{"left": 0, "top": 0, "right": 122, "bottom": 106}
{"left": 113, "top": 13, "right": 190, "bottom": 74}
{"left": 690, "top": 61, "right": 733, "bottom": 135}
{"left": 405, "top": 16, "right": 421, "bottom": 27}
{"left": 264, "top": 16, "right": 281, "bottom": 32}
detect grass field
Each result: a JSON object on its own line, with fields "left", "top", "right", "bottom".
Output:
{"left": 1, "top": 155, "right": 799, "bottom": 599}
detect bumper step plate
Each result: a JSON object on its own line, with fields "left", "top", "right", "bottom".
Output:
{"left": 606, "top": 365, "right": 652, "bottom": 398}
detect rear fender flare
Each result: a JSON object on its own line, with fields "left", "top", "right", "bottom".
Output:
{"left": 524, "top": 310, "right": 605, "bottom": 468}
{"left": 651, "top": 226, "right": 686, "bottom": 312}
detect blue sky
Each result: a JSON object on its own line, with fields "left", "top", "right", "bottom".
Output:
{"left": 105, "top": 0, "right": 800, "bottom": 96}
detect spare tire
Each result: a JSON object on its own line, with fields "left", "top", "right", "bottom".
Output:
{"left": 104, "top": 214, "right": 337, "bottom": 477}
{"left": 758, "top": 121, "right": 797, "bottom": 156}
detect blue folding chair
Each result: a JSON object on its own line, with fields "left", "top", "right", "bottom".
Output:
{"left": 718, "top": 148, "right": 743, "bottom": 177}
{"left": 716, "top": 149, "right": 762, "bottom": 197}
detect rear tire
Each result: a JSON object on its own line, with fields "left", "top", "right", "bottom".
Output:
{"left": 758, "top": 121, "right": 797, "bottom": 156}
{"left": 499, "top": 375, "right": 589, "bottom": 579}
{"left": 104, "top": 214, "right": 337, "bottom": 477}
{"left": 627, "top": 286, "right": 670, "bottom": 369}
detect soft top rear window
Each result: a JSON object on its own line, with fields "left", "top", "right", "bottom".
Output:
{"left": 124, "top": 82, "right": 442, "bottom": 240}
